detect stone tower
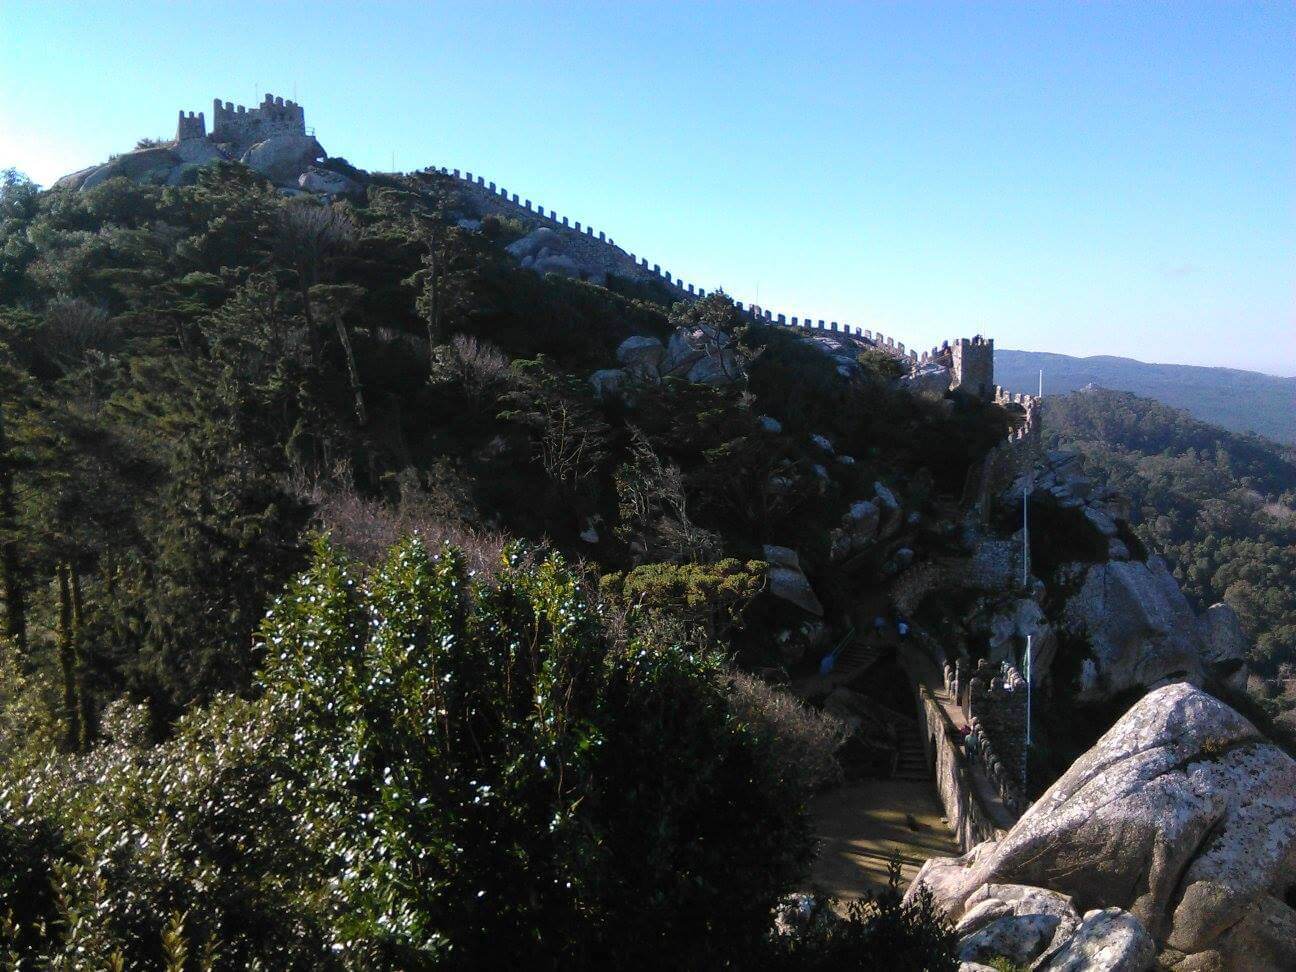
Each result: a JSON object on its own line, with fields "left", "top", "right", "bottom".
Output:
{"left": 176, "top": 110, "right": 206, "bottom": 141}
{"left": 951, "top": 336, "right": 994, "bottom": 398}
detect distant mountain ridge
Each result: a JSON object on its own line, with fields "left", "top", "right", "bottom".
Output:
{"left": 996, "top": 350, "right": 1296, "bottom": 444}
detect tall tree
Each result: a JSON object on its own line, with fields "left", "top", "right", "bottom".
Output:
{"left": 0, "top": 389, "right": 26, "bottom": 653}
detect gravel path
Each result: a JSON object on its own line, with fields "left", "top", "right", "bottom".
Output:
{"left": 806, "top": 779, "right": 959, "bottom": 899}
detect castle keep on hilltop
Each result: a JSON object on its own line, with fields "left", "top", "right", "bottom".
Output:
{"left": 176, "top": 94, "right": 306, "bottom": 154}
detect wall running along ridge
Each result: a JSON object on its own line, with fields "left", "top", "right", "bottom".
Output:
{"left": 428, "top": 165, "right": 1001, "bottom": 388}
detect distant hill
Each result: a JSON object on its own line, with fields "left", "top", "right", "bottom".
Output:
{"left": 996, "top": 350, "right": 1296, "bottom": 444}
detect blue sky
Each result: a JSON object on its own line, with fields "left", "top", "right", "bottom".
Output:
{"left": 2, "top": 1, "right": 1292, "bottom": 375}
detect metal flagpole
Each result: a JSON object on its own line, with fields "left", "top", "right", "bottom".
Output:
{"left": 1024, "top": 633, "right": 1032, "bottom": 791}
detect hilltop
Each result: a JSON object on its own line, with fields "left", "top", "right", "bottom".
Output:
{"left": 997, "top": 348, "right": 1296, "bottom": 444}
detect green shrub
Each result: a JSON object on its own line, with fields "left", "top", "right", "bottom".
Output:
{"left": 773, "top": 858, "right": 958, "bottom": 970}
{"left": 601, "top": 558, "right": 766, "bottom": 640}
{"left": 0, "top": 540, "right": 816, "bottom": 968}
{"left": 856, "top": 347, "right": 907, "bottom": 382}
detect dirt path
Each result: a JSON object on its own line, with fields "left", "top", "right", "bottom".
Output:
{"left": 806, "top": 779, "right": 959, "bottom": 898}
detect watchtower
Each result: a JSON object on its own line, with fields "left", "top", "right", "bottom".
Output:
{"left": 951, "top": 336, "right": 994, "bottom": 399}
{"left": 176, "top": 110, "right": 206, "bottom": 141}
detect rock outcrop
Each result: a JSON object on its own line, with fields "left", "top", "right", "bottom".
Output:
{"left": 505, "top": 225, "right": 612, "bottom": 284}
{"left": 58, "top": 132, "right": 335, "bottom": 194}
{"left": 763, "top": 545, "right": 824, "bottom": 617}
{"left": 1198, "top": 602, "right": 1250, "bottom": 690}
{"left": 615, "top": 335, "right": 666, "bottom": 378}
{"left": 910, "top": 683, "right": 1296, "bottom": 970}
{"left": 240, "top": 134, "right": 326, "bottom": 186}
{"left": 78, "top": 146, "right": 181, "bottom": 190}
{"left": 900, "top": 360, "right": 952, "bottom": 398}
{"left": 1063, "top": 557, "right": 1207, "bottom": 699}
{"left": 298, "top": 166, "right": 362, "bottom": 196}
{"left": 589, "top": 324, "right": 745, "bottom": 398}
{"left": 1039, "top": 908, "right": 1157, "bottom": 971}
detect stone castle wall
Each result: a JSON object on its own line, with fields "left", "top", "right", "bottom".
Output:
{"left": 968, "top": 385, "right": 1043, "bottom": 517}
{"left": 947, "top": 658, "right": 1031, "bottom": 816}
{"left": 431, "top": 165, "right": 995, "bottom": 385}
{"left": 209, "top": 94, "right": 305, "bottom": 152}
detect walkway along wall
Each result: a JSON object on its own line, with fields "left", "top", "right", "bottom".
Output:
{"left": 898, "top": 630, "right": 1017, "bottom": 853}
{"left": 913, "top": 684, "right": 1008, "bottom": 851}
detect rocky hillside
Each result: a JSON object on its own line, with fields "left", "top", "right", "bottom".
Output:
{"left": 1, "top": 120, "right": 1291, "bottom": 967}
{"left": 1043, "top": 387, "right": 1296, "bottom": 751}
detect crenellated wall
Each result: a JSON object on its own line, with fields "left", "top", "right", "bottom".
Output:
{"left": 946, "top": 658, "right": 1031, "bottom": 816}
{"left": 209, "top": 94, "right": 306, "bottom": 152}
{"left": 913, "top": 683, "right": 1011, "bottom": 850}
{"left": 429, "top": 164, "right": 1000, "bottom": 393}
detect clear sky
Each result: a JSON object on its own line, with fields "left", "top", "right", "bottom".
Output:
{"left": 2, "top": 1, "right": 1293, "bottom": 375}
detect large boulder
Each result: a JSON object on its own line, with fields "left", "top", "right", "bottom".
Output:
{"left": 615, "top": 336, "right": 665, "bottom": 379}
{"left": 173, "top": 138, "right": 228, "bottom": 165}
{"left": 240, "top": 134, "right": 326, "bottom": 185}
{"left": 909, "top": 683, "right": 1296, "bottom": 969}
{"left": 899, "top": 360, "right": 952, "bottom": 398}
{"left": 506, "top": 227, "right": 607, "bottom": 284}
{"left": 1037, "top": 908, "right": 1156, "bottom": 971}
{"left": 762, "top": 545, "right": 824, "bottom": 617}
{"left": 79, "top": 146, "right": 181, "bottom": 190}
{"left": 873, "top": 481, "right": 904, "bottom": 538}
{"left": 506, "top": 227, "right": 562, "bottom": 260}
{"left": 1062, "top": 557, "right": 1206, "bottom": 699}
{"left": 298, "top": 166, "right": 361, "bottom": 195}
{"left": 530, "top": 253, "right": 584, "bottom": 279}
{"left": 1198, "top": 603, "right": 1249, "bottom": 689}
{"left": 685, "top": 348, "right": 743, "bottom": 385}
{"left": 958, "top": 911, "right": 1069, "bottom": 967}
{"left": 656, "top": 325, "right": 744, "bottom": 385}
{"left": 986, "top": 598, "right": 1058, "bottom": 685}
{"left": 52, "top": 165, "right": 99, "bottom": 191}
{"left": 660, "top": 327, "right": 707, "bottom": 376}
{"left": 589, "top": 368, "right": 627, "bottom": 400}
{"left": 165, "top": 162, "right": 207, "bottom": 187}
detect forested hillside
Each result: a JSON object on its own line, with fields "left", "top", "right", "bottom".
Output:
{"left": 1045, "top": 387, "right": 1296, "bottom": 738}
{"left": 998, "top": 349, "right": 1296, "bottom": 444}
{"left": 0, "top": 164, "right": 996, "bottom": 967}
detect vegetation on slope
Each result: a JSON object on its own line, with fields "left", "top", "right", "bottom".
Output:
{"left": 0, "top": 163, "right": 981, "bottom": 965}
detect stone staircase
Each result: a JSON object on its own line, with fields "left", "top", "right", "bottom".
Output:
{"left": 831, "top": 641, "right": 932, "bottom": 782}
{"left": 892, "top": 714, "right": 930, "bottom": 781}
{"left": 832, "top": 640, "right": 884, "bottom": 681}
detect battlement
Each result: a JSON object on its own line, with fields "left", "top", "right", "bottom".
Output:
{"left": 432, "top": 163, "right": 1003, "bottom": 398}
{"left": 176, "top": 110, "right": 206, "bottom": 141}
{"left": 209, "top": 93, "right": 305, "bottom": 152}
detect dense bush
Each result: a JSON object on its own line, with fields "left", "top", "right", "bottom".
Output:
{"left": 600, "top": 558, "right": 767, "bottom": 640}
{"left": 0, "top": 541, "right": 822, "bottom": 968}
{"left": 725, "top": 671, "right": 851, "bottom": 791}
